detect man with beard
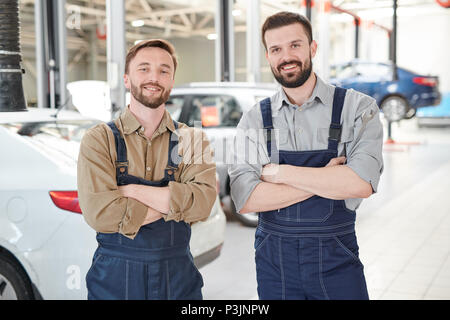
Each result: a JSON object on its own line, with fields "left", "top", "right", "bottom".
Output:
{"left": 77, "top": 39, "right": 216, "bottom": 300}
{"left": 229, "top": 12, "right": 383, "bottom": 299}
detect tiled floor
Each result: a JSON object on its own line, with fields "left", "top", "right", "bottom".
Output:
{"left": 357, "top": 117, "right": 450, "bottom": 300}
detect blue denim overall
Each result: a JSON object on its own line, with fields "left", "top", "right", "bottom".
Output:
{"left": 255, "top": 87, "right": 369, "bottom": 300}
{"left": 86, "top": 120, "right": 203, "bottom": 300}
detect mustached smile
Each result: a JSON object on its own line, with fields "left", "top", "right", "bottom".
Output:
{"left": 278, "top": 62, "right": 301, "bottom": 73}
{"left": 142, "top": 84, "right": 162, "bottom": 92}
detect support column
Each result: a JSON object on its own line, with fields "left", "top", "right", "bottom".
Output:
{"left": 215, "top": 0, "right": 234, "bottom": 82}
{"left": 34, "top": 0, "right": 47, "bottom": 109}
{"left": 392, "top": 0, "right": 398, "bottom": 81}
{"left": 56, "top": 0, "right": 68, "bottom": 108}
{"left": 246, "top": 0, "right": 260, "bottom": 83}
{"left": 317, "top": 0, "right": 331, "bottom": 81}
{"left": 106, "top": 0, "right": 126, "bottom": 117}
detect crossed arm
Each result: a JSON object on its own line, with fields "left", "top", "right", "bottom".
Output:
{"left": 240, "top": 157, "right": 372, "bottom": 214}
{"left": 119, "top": 185, "right": 169, "bottom": 225}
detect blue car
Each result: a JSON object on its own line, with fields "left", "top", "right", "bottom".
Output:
{"left": 330, "top": 60, "right": 441, "bottom": 121}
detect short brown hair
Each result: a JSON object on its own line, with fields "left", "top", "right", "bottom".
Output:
{"left": 125, "top": 39, "right": 178, "bottom": 75}
{"left": 261, "top": 11, "right": 313, "bottom": 50}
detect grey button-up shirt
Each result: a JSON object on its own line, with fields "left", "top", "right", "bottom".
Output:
{"left": 228, "top": 75, "right": 384, "bottom": 213}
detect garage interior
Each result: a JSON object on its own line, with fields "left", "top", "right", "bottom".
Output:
{"left": 2, "top": 0, "right": 450, "bottom": 300}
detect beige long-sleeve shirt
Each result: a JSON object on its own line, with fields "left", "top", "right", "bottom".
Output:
{"left": 77, "top": 106, "right": 216, "bottom": 239}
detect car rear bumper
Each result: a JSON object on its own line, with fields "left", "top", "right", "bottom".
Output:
{"left": 410, "top": 91, "right": 441, "bottom": 108}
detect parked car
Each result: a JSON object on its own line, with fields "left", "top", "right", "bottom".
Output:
{"left": 166, "top": 82, "right": 278, "bottom": 227}
{"left": 0, "top": 108, "right": 226, "bottom": 300}
{"left": 330, "top": 60, "right": 441, "bottom": 122}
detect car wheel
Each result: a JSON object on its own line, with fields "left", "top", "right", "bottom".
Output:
{"left": 0, "top": 254, "right": 34, "bottom": 300}
{"left": 380, "top": 96, "right": 409, "bottom": 122}
{"left": 229, "top": 198, "right": 259, "bottom": 228}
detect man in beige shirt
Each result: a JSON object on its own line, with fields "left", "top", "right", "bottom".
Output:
{"left": 77, "top": 39, "right": 216, "bottom": 300}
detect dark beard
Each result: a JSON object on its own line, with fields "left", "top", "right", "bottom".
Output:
{"left": 271, "top": 57, "right": 313, "bottom": 89}
{"left": 130, "top": 81, "right": 170, "bottom": 109}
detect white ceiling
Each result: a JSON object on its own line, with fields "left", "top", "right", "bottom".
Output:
{"left": 16, "top": 0, "right": 441, "bottom": 68}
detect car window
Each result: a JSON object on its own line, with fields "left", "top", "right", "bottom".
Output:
{"left": 187, "top": 95, "right": 242, "bottom": 128}
{"left": 165, "top": 96, "right": 185, "bottom": 121}
{"left": 354, "top": 64, "right": 391, "bottom": 78}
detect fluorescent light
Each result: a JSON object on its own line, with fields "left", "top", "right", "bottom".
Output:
{"left": 207, "top": 33, "right": 217, "bottom": 40}
{"left": 134, "top": 40, "right": 144, "bottom": 45}
{"left": 131, "top": 20, "right": 145, "bottom": 27}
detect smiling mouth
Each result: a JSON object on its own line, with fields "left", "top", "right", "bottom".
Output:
{"left": 280, "top": 64, "right": 299, "bottom": 72}
{"left": 142, "top": 85, "right": 162, "bottom": 93}
{"left": 278, "top": 60, "right": 302, "bottom": 72}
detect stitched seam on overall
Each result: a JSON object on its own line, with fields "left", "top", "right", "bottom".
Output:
{"left": 319, "top": 239, "right": 330, "bottom": 300}
{"left": 170, "top": 223, "right": 174, "bottom": 246}
{"left": 278, "top": 238, "right": 285, "bottom": 300}
{"left": 255, "top": 233, "right": 271, "bottom": 251}
{"left": 88, "top": 253, "right": 102, "bottom": 275}
{"left": 261, "top": 220, "right": 354, "bottom": 231}
{"left": 165, "top": 260, "right": 171, "bottom": 299}
{"left": 125, "top": 260, "right": 129, "bottom": 300}
{"left": 333, "top": 235, "right": 361, "bottom": 265}
{"left": 340, "top": 200, "right": 356, "bottom": 214}
{"left": 258, "top": 226, "right": 355, "bottom": 238}
{"left": 278, "top": 149, "right": 335, "bottom": 155}
{"left": 144, "top": 263, "right": 148, "bottom": 300}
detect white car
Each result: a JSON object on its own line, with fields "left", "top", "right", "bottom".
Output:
{"left": 0, "top": 108, "right": 226, "bottom": 300}
{"left": 168, "top": 82, "right": 278, "bottom": 227}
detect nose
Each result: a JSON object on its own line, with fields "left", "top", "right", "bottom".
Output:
{"left": 278, "top": 47, "right": 298, "bottom": 65}
{"left": 146, "top": 68, "right": 160, "bottom": 83}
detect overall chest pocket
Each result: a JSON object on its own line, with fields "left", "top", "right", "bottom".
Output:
{"left": 276, "top": 195, "right": 334, "bottom": 222}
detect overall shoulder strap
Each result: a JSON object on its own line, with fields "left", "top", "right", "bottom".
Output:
{"left": 328, "top": 87, "right": 347, "bottom": 151}
{"left": 165, "top": 120, "right": 181, "bottom": 181}
{"left": 106, "top": 120, "right": 128, "bottom": 175}
{"left": 260, "top": 97, "right": 274, "bottom": 159}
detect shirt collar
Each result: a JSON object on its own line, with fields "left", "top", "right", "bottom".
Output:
{"left": 120, "top": 105, "right": 176, "bottom": 135}
{"left": 275, "top": 73, "right": 334, "bottom": 110}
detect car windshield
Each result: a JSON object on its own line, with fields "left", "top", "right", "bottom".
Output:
{"left": 1, "top": 120, "right": 100, "bottom": 142}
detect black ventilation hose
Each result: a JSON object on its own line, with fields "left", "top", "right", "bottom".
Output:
{"left": 0, "top": 0, "right": 27, "bottom": 112}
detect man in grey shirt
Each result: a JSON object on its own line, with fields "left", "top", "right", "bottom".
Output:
{"left": 228, "top": 12, "right": 383, "bottom": 300}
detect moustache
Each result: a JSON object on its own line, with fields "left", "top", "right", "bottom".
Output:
{"left": 140, "top": 82, "right": 164, "bottom": 91}
{"left": 277, "top": 60, "right": 302, "bottom": 72}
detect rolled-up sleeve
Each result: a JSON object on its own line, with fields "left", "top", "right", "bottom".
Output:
{"left": 345, "top": 100, "right": 384, "bottom": 193}
{"left": 77, "top": 125, "right": 147, "bottom": 239}
{"left": 166, "top": 128, "right": 217, "bottom": 223}
{"left": 228, "top": 108, "right": 269, "bottom": 213}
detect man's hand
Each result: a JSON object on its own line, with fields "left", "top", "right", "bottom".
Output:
{"left": 142, "top": 207, "right": 163, "bottom": 226}
{"left": 261, "top": 157, "right": 347, "bottom": 184}
{"left": 118, "top": 184, "right": 134, "bottom": 198}
{"left": 119, "top": 185, "right": 164, "bottom": 226}
{"left": 261, "top": 163, "right": 283, "bottom": 184}
{"left": 325, "top": 156, "right": 346, "bottom": 167}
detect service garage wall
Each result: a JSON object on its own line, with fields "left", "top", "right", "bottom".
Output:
{"left": 330, "top": 6, "right": 450, "bottom": 93}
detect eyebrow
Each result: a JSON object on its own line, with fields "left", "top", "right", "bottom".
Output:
{"left": 268, "top": 39, "right": 304, "bottom": 50}
{"left": 136, "top": 62, "right": 172, "bottom": 70}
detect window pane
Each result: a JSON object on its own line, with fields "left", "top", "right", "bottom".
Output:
{"left": 188, "top": 95, "right": 242, "bottom": 127}
{"left": 165, "top": 96, "right": 185, "bottom": 121}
